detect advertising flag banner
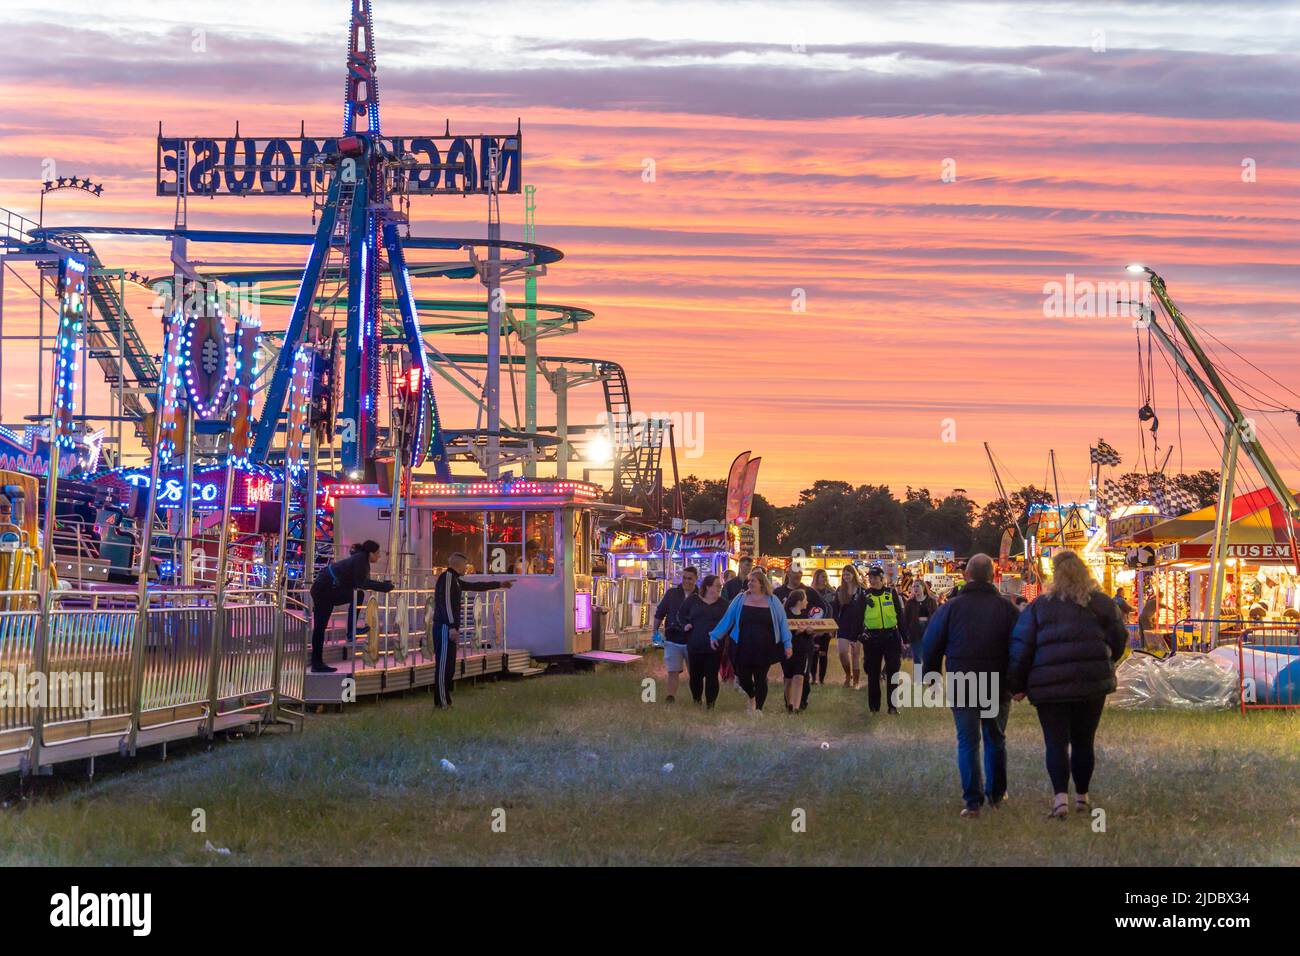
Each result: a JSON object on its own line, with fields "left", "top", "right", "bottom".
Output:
{"left": 738, "top": 457, "right": 762, "bottom": 523}
{"left": 725, "top": 451, "right": 751, "bottom": 524}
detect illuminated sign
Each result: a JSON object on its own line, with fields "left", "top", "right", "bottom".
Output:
{"left": 227, "top": 317, "right": 261, "bottom": 463}
{"left": 574, "top": 591, "right": 593, "bottom": 632}
{"left": 52, "top": 257, "right": 87, "bottom": 450}
{"left": 182, "top": 309, "right": 233, "bottom": 420}
{"left": 157, "top": 134, "right": 522, "bottom": 197}
{"left": 245, "top": 476, "right": 273, "bottom": 505}
{"left": 110, "top": 466, "right": 277, "bottom": 512}
{"left": 1107, "top": 512, "right": 1163, "bottom": 547}
{"left": 732, "top": 522, "right": 757, "bottom": 559}
{"left": 1169, "top": 543, "right": 1295, "bottom": 562}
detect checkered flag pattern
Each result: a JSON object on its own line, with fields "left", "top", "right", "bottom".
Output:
{"left": 1090, "top": 439, "right": 1122, "bottom": 467}
{"left": 1100, "top": 475, "right": 1200, "bottom": 516}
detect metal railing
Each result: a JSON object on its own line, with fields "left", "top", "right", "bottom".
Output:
{"left": 0, "top": 585, "right": 306, "bottom": 777}
{"left": 1237, "top": 623, "right": 1300, "bottom": 711}
{"left": 594, "top": 576, "right": 665, "bottom": 636}
{"left": 1166, "top": 616, "right": 1246, "bottom": 654}
{"left": 0, "top": 206, "right": 38, "bottom": 245}
{"left": 346, "top": 586, "right": 508, "bottom": 671}
{"left": 0, "top": 595, "right": 42, "bottom": 758}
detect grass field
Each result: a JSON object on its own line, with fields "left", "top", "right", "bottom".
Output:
{"left": 1, "top": 652, "right": 1297, "bottom": 866}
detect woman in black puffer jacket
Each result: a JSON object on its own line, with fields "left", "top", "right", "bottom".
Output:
{"left": 1008, "top": 550, "right": 1129, "bottom": 818}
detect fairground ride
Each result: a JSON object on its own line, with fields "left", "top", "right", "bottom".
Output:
{"left": 0, "top": 0, "right": 677, "bottom": 779}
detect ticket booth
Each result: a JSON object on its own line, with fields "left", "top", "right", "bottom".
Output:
{"left": 329, "top": 479, "right": 617, "bottom": 658}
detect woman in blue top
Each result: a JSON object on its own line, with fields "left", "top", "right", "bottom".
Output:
{"left": 710, "top": 568, "right": 793, "bottom": 713}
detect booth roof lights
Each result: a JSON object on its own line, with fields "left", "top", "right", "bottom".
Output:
{"left": 328, "top": 479, "right": 602, "bottom": 500}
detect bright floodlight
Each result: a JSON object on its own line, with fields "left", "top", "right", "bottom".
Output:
{"left": 1126, "top": 263, "right": 1147, "bottom": 274}
{"left": 587, "top": 432, "right": 614, "bottom": 466}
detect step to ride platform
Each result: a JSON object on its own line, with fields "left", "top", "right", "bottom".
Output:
{"left": 304, "top": 645, "right": 541, "bottom": 703}
{"left": 573, "top": 650, "right": 642, "bottom": 665}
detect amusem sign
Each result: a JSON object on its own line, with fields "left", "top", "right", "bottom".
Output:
{"left": 156, "top": 134, "right": 522, "bottom": 197}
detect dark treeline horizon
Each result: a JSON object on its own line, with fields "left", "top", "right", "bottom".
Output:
{"left": 656, "top": 471, "right": 1220, "bottom": 558}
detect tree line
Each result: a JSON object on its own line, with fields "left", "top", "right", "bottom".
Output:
{"left": 668, "top": 470, "right": 1220, "bottom": 558}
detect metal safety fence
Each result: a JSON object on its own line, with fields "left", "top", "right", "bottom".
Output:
{"left": 1236, "top": 624, "right": 1300, "bottom": 712}
{"left": 345, "top": 586, "right": 508, "bottom": 671}
{"left": 594, "top": 577, "right": 665, "bottom": 639}
{"left": 0, "top": 586, "right": 307, "bottom": 777}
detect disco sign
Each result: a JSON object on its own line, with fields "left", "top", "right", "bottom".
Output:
{"left": 156, "top": 134, "right": 521, "bottom": 197}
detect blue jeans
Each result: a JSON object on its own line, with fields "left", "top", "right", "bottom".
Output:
{"left": 952, "top": 697, "right": 1011, "bottom": 809}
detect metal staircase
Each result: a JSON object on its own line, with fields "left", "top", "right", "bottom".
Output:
{"left": 60, "top": 233, "right": 159, "bottom": 421}
{"left": 0, "top": 206, "right": 158, "bottom": 423}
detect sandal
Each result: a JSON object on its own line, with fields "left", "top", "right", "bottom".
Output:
{"left": 1075, "top": 796, "right": 1092, "bottom": 813}
{"left": 1047, "top": 797, "right": 1069, "bottom": 820}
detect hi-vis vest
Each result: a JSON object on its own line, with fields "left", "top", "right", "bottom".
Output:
{"left": 863, "top": 589, "right": 898, "bottom": 630}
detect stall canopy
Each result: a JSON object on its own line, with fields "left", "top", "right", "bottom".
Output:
{"left": 1129, "top": 487, "right": 1300, "bottom": 569}
{"left": 1129, "top": 488, "right": 1297, "bottom": 543}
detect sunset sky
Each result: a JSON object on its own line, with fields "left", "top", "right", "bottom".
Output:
{"left": 1, "top": 0, "right": 1297, "bottom": 506}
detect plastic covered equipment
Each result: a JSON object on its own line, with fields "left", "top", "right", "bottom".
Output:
{"left": 1110, "top": 651, "right": 1238, "bottom": 710}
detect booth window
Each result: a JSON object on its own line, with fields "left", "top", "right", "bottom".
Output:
{"left": 429, "top": 510, "right": 485, "bottom": 571}
{"left": 524, "top": 510, "right": 555, "bottom": 574}
{"left": 486, "top": 510, "right": 522, "bottom": 574}
{"left": 573, "top": 511, "right": 592, "bottom": 577}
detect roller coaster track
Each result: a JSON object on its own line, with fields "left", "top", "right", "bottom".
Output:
{"left": 435, "top": 352, "right": 662, "bottom": 504}
{"left": 52, "top": 233, "right": 158, "bottom": 420}
{"left": 9, "top": 218, "right": 662, "bottom": 500}
{"left": 1, "top": 214, "right": 158, "bottom": 422}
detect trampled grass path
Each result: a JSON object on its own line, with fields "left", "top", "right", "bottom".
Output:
{"left": 1, "top": 654, "right": 1296, "bottom": 866}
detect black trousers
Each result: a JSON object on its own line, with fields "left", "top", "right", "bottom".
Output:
{"left": 1035, "top": 696, "right": 1106, "bottom": 794}
{"left": 688, "top": 651, "right": 721, "bottom": 706}
{"left": 434, "top": 623, "right": 457, "bottom": 707}
{"left": 310, "top": 587, "right": 343, "bottom": 665}
{"left": 800, "top": 650, "right": 815, "bottom": 709}
{"left": 862, "top": 630, "right": 901, "bottom": 712}
{"left": 310, "top": 582, "right": 362, "bottom": 666}
{"left": 813, "top": 634, "right": 831, "bottom": 683}
{"left": 736, "top": 664, "right": 769, "bottom": 710}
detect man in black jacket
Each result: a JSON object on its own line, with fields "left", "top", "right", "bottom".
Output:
{"left": 723, "top": 557, "right": 752, "bottom": 601}
{"left": 922, "top": 553, "right": 1020, "bottom": 817}
{"left": 653, "top": 565, "right": 698, "bottom": 703}
{"left": 431, "top": 552, "right": 513, "bottom": 708}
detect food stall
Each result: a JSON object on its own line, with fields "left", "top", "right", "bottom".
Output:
{"left": 1116, "top": 488, "right": 1300, "bottom": 650}
{"left": 792, "top": 545, "right": 906, "bottom": 586}
{"left": 601, "top": 521, "right": 734, "bottom": 582}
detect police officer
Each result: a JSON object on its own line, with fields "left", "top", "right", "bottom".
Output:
{"left": 861, "top": 565, "right": 904, "bottom": 714}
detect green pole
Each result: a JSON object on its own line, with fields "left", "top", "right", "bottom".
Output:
{"left": 523, "top": 185, "right": 538, "bottom": 476}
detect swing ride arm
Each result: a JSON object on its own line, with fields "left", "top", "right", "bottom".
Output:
{"left": 382, "top": 221, "right": 451, "bottom": 479}
{"left": 251, "top": 173, "right": 345, "bottom": 463}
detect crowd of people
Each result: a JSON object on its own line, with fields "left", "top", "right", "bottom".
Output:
{"left": 654, "top": 549, "right": 1130, "bottom": 819}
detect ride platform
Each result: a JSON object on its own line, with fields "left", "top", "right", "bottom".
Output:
{"left": 303, "top": 641, "right": 537, "bottom": 704}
